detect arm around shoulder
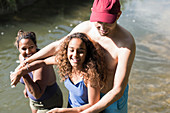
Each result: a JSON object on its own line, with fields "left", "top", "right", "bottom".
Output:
{"left": 25, "top": 38, "right": 65, "bottom": 64}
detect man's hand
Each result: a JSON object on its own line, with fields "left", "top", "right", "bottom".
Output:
{"left": 47, "top": 108, "right": 64, "bottom": 113}
{"left": 15, "top": 61, "right": 27, "bottom": 72}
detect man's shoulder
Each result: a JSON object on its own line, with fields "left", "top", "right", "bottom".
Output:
{"left": 71, "top": 20, "right": 92, "bottom": 33}
{"left": 79, "top": 20, "right": 91, "bottom": 26}
{"left": 118, "top": 24, "right": 134, "bottom": 39}
{"left": 115, "top": 24, "right": 135, "bottom": 48}
{"left": 117, "top": 24, "right": 132, "bottom": 36}
{"left": 75, "top": 20, "right": 92, "bottom": 30}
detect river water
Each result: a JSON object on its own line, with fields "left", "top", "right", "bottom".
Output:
{"left": 0, "top": 0, "right": 169, "bottom": 113}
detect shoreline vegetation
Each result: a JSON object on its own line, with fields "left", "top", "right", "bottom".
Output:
{"left": 0, "top": 0, "right": 126, "bottom": 15}
{"left": 0, "top": 0, "right": 37, "bottom": 15}
{"left": 0, "top": 0, "right": 93, "bottom": 22}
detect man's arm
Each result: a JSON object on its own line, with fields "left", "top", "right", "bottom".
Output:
{"left": 10, "top": 56, "right": 57, "bottom": 86}
{"left": 25, "top": 21, "right": 91, "bottom": 64}
{"left": 24, "top": 37, "right": 66, "bottom": 64}
{"left": 47, "top": 80, "right": 100, "bottom": 113}
{"left": 81, "top": 44, "right": 136, "bottom": 113}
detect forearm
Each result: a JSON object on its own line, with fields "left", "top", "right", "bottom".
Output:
{"left": 10, "top": 60, "right": 48, "bottom": 86}
{"left": 22, "top": 74, "right": 43, "bottom": 99}
{"left": 81, "top": 88, "right": 123, "bottom": 113}
{"left": 25, "top": 41, "right": 58, "bottom": 63}
{"left": 74, "top": 103, "right": 95, "bottom": 112}
{"left": 49, "top": 104, "right": 93, "bottom": 113}
{"left": 20, "top": 60, "right": 47, "bottom": 75}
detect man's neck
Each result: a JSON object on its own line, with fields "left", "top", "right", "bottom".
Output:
{"left": 105, "top": 24, "right": 120, "bottom": 40}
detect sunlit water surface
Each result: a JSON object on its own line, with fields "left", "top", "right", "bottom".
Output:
{"left": 0, "top": 0, "right": 169, "bottom": 113}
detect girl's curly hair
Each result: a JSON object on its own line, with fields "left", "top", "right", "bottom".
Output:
{"left": 14, "top": 30, "right": 37, "bottom": 49}
{"left": 55, "top": 32, "right": 106, "bottom": 89}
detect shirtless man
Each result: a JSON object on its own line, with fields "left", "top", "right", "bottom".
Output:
{"left": 12, "top": 0, "right": 136, "bottom": 112}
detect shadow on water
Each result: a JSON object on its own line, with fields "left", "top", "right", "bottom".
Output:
{"left": 0, "top": 0, "right": 91, "bottom": 23}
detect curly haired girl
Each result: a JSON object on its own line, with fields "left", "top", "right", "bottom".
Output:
{"left": 48, "top": 32, "right": 106, "bottom": 113}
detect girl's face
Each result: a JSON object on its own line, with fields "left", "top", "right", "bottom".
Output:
{"left": 67, "top": 38, "right": 87, "bottom": 69}
{"left": 18, "top": 38, "right": 37, "bottom": 59}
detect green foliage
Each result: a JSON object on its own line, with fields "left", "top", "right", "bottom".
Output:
{"left": 0, "top": 0, "right": 17, "bottom": 14}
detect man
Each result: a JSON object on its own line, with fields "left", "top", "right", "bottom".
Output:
{"left": 12, "top": 0, "right": 136, "bottom": 112}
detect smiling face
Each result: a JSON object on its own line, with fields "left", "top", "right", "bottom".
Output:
{"left": 94, "top": 22, "right": 116, "bottom": 36}
{"left": 67, "top": 38, "right": 87, "bottom": 70}
{"left": 18, "top": 38, "right": 37, "bottom": 59}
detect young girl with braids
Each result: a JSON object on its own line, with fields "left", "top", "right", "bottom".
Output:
{"left": 10, "top": 32, "right": 106, "bottom": 113}
{"left": 11, "top": 30, "right": 63, "bottom": 113}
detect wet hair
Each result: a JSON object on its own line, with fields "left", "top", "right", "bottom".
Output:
{"left": 14, "top": 30, "right": 37, "bottom": 49}
{"left": 56, "top": 32, "right": 106, "bottom": 88}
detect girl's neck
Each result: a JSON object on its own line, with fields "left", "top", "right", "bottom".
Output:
{"left": 70, "top": 68, "right": 83, "bottom": 84}
{"left": 72, "top": 66, "right": 83, "bottom": 73}
{"left": 72, "top": 68, "right": 81, "bottom": 75}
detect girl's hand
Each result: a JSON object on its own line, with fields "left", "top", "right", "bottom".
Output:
{"left": 23, "top": 88, "right": 28, "bottom": 98}
{"left": 10, "top": 70, "right": 22, "bottom": 86}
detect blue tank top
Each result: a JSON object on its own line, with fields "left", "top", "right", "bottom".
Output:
{"left": 20, "top": 72, "right": 59, "bottom": 101}
{"left": 64, "top": 77, "right": 88, "bottom": 107}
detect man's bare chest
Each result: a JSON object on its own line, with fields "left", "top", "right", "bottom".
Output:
{"left": 98, "top": 41, "right": 118, "bottom": 69}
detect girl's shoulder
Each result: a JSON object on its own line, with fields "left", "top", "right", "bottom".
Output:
{"left": 19, "top": 54, "right": 24, "bottom": 63}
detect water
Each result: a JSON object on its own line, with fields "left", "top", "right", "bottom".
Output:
{"left": 0, "top": 0, "right": 170, "bottom": 113}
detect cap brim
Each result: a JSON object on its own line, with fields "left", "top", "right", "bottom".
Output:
{"left": 90, "top": 11, "right": 117, "bottom": 24}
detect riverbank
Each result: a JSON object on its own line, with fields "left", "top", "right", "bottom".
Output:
{"left": 0, "top": 0, "right": 38, "bottom": 15}
{"left": 0, "top": 0, "right": 91, "bottom": 24}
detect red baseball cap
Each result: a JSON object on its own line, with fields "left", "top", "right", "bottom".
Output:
{"left": 90, "top": 0, "right": 121, "bottom": 24}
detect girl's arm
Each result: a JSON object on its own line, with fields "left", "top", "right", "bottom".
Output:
{"left": 22, "top": 65, "right": 50, "bottom": 99}
{"left": 24, "top": 37, "right": 66, "bottom": 64}
{"left": 47, "top": 81, "right": 100, "bottom": 113}
{"left": 23, "top": 86, "right": 28, "bottom": 98}
{"left": 15, "top": 54, "right": 54, "bottom": 99}
{"left": 10, "top": 56, "right": 57, "bottom": 86}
